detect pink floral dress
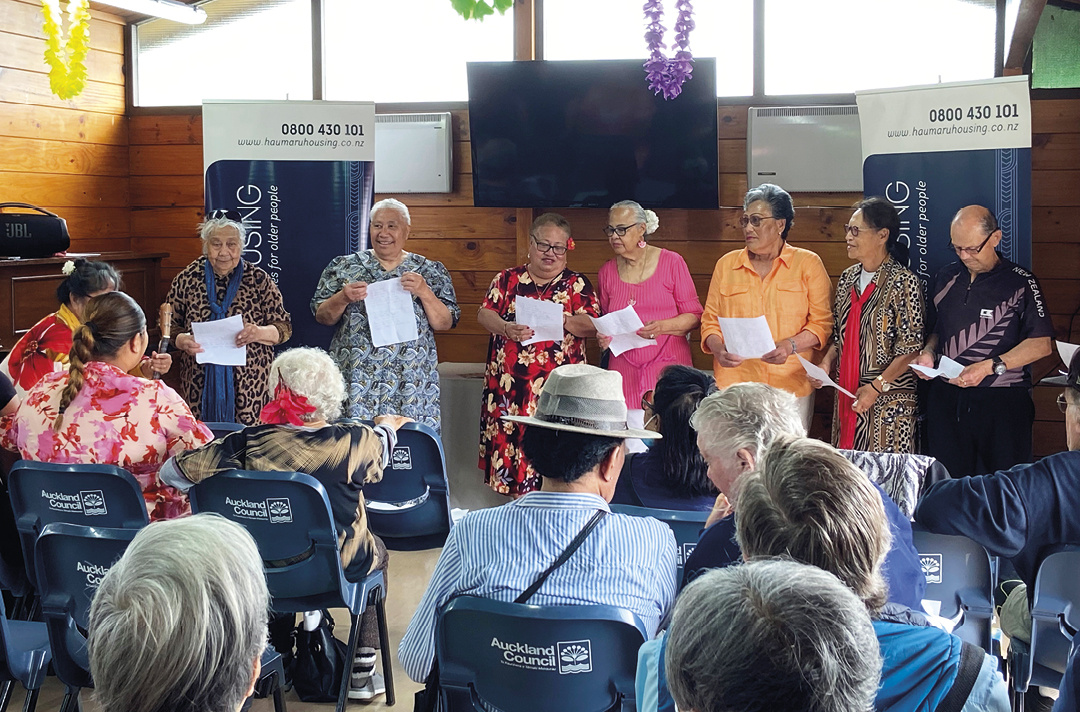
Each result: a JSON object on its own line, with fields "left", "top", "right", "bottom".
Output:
{"left": 2, "top": 361, "right": 213, "bottom": 520}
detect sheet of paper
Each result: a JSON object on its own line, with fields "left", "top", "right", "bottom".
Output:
{"left": 717, "top": 315, "right": 776, "bottom": 359}
{"left": 797, "top": 355, "right": 856, "bottom": 399}
{"left": 192, "top": 314, "right": 246, "bottom": 366}
{"left": 590, "top": 306, "right": 655, "bottom": 357}
{"left": 1058, "top": 341, "right": 1079, "bottom": 368}
{"left": 909, "top": 355, "right": 965, "bottom": 381}
{"left": 515, "top": 296, "right": 565, "bottom": 346}
{"left": 366, "top": 278, "right": 420, "bottom": 348}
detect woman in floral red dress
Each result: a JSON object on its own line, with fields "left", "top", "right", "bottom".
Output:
{"left": 477, "top": 213, "right": 600, "bottom": 496}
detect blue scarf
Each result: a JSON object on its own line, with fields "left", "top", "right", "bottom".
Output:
{"left": 201, "top": 257, "right": 244, "bottom": 422}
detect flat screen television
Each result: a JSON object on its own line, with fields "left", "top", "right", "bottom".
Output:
{"left": 467, "top": 58, "right": 719, "bottom": 210}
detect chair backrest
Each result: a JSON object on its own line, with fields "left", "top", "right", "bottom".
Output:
{"left": 7, "top": 460, "right": 149, "bottom": 589}
{"left": 362, "top": 422, "right": 452, "bottom": 545}
{"left": 188, "top": 469, "right": 351, "bottom": 612}
{"left": 203, "top": 421, "right": 244, "bottom": 439}
{"left": 909, "top": 524, "right": 995, "bottom": 652}
{"left": 436, "top": 596, "right": 646, "bottom": 712}
{"left": 609, "top": 504, "right": 707, "bottom": 586}
{"left": 34, "top": 523, "right": 139, "bottom": 689}
{"left": 1027, "top": 547, "right": 1080, "bottom": 683}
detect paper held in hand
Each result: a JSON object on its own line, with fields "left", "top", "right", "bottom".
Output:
{"left": 192, "top": 314, "right": 246, "bottom": 366}
{"left": 797, "top": 355, "right": 856, "bottom": 399}
{"left": 590, "top": 306, "right": 655, "bottom": 357}
{"left": 716, "top": 315, "right": 776, "bottom": 359}
{"left": 515, "top": 296, "right": 564, "bottom": 346}
{"left": 1057, "top": 341, "right": 1079, "bottom": 368}
{"left": 366, "top": 278, "right": 420, "bottom": 347}
{"left": 909, "top": 355, "right": 964, "bottom": 380}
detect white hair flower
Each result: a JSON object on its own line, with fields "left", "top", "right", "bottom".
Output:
{"left": 61, "top": 260, "right": 76, "bottom": 276}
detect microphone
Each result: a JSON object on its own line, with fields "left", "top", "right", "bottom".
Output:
{"left": 154, "top": 303, "right": 172, "bottom": 380}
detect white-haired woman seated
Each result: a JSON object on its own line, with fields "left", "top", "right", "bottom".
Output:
{"left": 88, "top": 513, "right": 268, "bottom": 712}
{"left": 167, "top": 210, "right": 292, "bottom": 425}
{"left": 159, "top": 346, "right": 408, "bottom": 701}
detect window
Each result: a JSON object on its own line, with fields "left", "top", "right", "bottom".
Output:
{"left": 763, "top": 0, "right": 997, "bottom": 95}
{"left": 1032, "top": 4, "right": 1080, "bottom": 89}
{"left": 134, "top": 0, "right": 312, "bottom": 106}
{"left": 323, "top": 0, "right": 513, "bottom": 103}
{"left": 543, "top": 0, "right": 754, "bottom": 97}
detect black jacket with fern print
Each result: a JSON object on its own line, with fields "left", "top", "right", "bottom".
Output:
{"left": 927, "top": 253, "right": 1053, "bottom": 388}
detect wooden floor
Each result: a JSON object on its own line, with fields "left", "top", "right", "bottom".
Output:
{"left": 10, "top": 547, "right": 443, "bottom": 712}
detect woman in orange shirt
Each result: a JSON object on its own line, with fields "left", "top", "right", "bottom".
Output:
{"left": 700, "top": 184, "right": 833, "bottom": 429}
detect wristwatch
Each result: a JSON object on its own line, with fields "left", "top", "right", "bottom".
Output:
{"left": 875, "top": 375, "right": 892, "bottom": 392}
{"left": 992, "top": 356, "right": 1007, "bottom": 376}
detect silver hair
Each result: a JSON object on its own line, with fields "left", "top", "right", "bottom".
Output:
{"left": 88, "top": 513, "right": 269, "bottom": 712}
{"left": 198, "top": 216, "right": 248, "bottom": 254}
{"left": 736, "top": 434, "right": 893, "bottom": 614}
{"left": 268, "top": 347, "right": 346, "bottom": 422}
{"left": 666, "top": 561, "right": 881, "bottom": 712}
{"left": 371, "top": 198, "right": 411, "bottom": 225}
{"left": 690, "top": 382, "right": 805, "bottom": 460}
{"left": 743, "top": 183, "right": 795, "bottom": 239}
{"left": 610, "top": 200, "right": 659, "bottom": 235}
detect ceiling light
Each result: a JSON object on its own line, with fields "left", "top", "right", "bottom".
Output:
{"left": 94, "top": 0, "right": 207, "bottom": 24}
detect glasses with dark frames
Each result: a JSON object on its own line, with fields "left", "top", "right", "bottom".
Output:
{"left": 738, "top": 214, "right": 778, "bottom": 229}
{"left": 531, "top": 238, "right": 568, "bottom": 256}
{"left": 951, "top": 230, "right": 997, "bottom": 256}
{"left": 603, "top": 223, "right": 642, "bottom": 238}
{"left": 844, "top": 224, "right": 882, "bottom": 237}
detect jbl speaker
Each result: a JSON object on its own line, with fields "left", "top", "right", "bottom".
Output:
{"left": 0, "top": 203, "right": 70, "bottom": 258}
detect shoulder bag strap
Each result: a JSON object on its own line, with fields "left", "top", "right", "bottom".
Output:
{"left": 515, "top": 509, "right": 608, "bottom": 604}
{"left": 935, "top": 641, "right": 985, "bottom": 712}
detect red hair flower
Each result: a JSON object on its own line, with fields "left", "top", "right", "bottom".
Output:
{"left": 260, "top": 382, "right": 317, "bottom": 426}
{"left": 567, "top": 237, "right": 576, "bottom": 251}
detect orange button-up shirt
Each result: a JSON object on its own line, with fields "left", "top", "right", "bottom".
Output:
{"left": 701, "top": 242, "right": 833, "bottom": 397}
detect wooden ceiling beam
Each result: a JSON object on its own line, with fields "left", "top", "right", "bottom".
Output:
{"left": 1005, "top": 0, "right": 1049, "bottom": 72}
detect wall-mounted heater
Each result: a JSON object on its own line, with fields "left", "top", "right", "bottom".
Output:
{"left": 374, "top": 113, "right": 453, "bottom": 194}
{"left": 747, "top": 106, "right": 862, "bottom": 192}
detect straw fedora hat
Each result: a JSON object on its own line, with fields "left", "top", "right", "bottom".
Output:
{"left": 502, "top": 363, "right": 661, "bottom": 439}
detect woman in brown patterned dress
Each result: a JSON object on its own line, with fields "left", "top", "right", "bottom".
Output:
{"left": 167, "top": 211, "right": 291, "bottom": 425}
{"left": 811, "top": 197, "right": 925, "bottom": 453}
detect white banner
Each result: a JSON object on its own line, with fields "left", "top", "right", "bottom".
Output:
{"left": 203, "top": 100, "right": 375, "bottom": 164}
{"left": 857, "top": 76, "right": 1031, "bottom": 157}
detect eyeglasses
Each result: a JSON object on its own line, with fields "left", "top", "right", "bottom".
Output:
{"left": 603, "top": 223, "right": 642, "bottom": 238}
{"left": 640, "top": 390, "right": 655, "bottom": 412}
{"left": 531, "top": 238, "right": 568, "bottom": 256}
{"left": 1058, "top": 392, "right": 1073, "bottom": 414}
{"left": 844, "top": 224, "right": 881, "bottom": 238}
{"left": 951, "top": 230, "right": 997, "bottom": 256}
{"left": 207, "top": 209, "right": 244, "bottom": 223}
{"left": 738, "top": 214, "right": 778, "bottom": 229}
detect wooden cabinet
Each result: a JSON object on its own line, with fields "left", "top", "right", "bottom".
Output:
{"left": 0, "top": 252, "right": 167, "bottom": 352}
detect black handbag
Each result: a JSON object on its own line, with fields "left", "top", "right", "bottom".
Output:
{"left": 0, "top": 203, "right": 70, "bottom": 258}
{"left": 292, "top": 610, "right": 351, "bottom": 703}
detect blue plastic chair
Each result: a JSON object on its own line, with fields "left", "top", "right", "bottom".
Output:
{"left": 436, "top": 596, "right": 647, "bottom": 712}
{"left": 362, "top": 422, "right": 453, "bottom": 549}
{"left": 7, "top": 461, "right": 149, "bottom": 592}
{"left": 609, "top": 504, "right": 707, "bottom": 589}
{"left": 0, "top": 594, "right": 51, "bottom": 712}
{"left": 33, "top": 522, "right": 287, "bottom": 712}
{"left": 189, "top": 470, "right": 393, "bottom": 712}
{"left": 1008, "top": 547, "right": 1080, "bottom": 710}
{"left": 909, "top": 524, "right": 995, "bottom": 654}
{"left": 204, "top": 421, "right": 244, "bottom": 439}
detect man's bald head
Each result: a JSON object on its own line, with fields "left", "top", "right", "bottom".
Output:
{"left": 952, "top": 205, "right": 998, "bottom": 236}
{"left": 950, "top": 205, "right": 1001, "bottom": 276}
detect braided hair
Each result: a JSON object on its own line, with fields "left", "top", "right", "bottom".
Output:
{"left": 54, "top": 292, "right": 146, "bottom": 432}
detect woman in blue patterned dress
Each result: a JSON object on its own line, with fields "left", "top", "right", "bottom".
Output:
{"left": 311, "top": 199, "right": 460, "bottom": 431}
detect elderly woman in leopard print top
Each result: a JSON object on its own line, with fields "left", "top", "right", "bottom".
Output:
{"left": 167, "top": 211, "right": 291, "bottom": 425}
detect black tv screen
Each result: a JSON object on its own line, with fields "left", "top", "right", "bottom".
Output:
{"left": 467, "top": 58, "right": 719, "bottom": 210}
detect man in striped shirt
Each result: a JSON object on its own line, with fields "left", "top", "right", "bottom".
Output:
{"left": 399, "top": 364, "right": 678, "bottom": 682}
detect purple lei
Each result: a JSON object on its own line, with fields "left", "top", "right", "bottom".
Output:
{"left": 643, "top": 0, "right": 695, "bottom": 100}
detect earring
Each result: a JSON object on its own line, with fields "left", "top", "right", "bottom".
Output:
{"left": 637, "top": 239, "right": 647, "bottom": 249}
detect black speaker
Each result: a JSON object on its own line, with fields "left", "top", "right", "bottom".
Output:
{"left": 0, "top": 203, "right": 71, "bottom": 258}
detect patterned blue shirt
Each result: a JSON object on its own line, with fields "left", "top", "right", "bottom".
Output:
{"left": 398, "top": 491, "right": 678, "bottom": 682}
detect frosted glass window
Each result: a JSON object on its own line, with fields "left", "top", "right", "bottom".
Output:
{"left": 544, "top": 0, "right": 753, "bottom": 97}
{"left": 323, "top": 0, "right": 514, "bottom": 103}
{"left": 763, "top": 0, "right": 996, "bottom": 95}
{"left": 134, "top": 0, "right": 312, "bottom": 106}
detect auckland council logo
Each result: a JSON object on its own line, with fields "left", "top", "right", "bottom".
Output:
{"left": 557, "top": 640, "right": 592, "bottom": 675}
{"left": 391, "top": 447, "right": 412, "bottom": 470}
{"left": 920, "top": 554, "right": 943, "bottom": 585}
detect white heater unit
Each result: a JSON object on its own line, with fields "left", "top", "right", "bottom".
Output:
{"left": 374, "top": 113, "right": 453, "bottom": 194}
{"left": 747, "top": 106, "right": 863, "bottom": 192}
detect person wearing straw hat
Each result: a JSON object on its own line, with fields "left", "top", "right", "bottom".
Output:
{"left": 399, "top": 363, "right": 678, "bottom": 683}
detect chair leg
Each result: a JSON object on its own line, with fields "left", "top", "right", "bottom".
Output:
{"left": 374, "top": 591, "right": 395, "bottom": 706}
{"left": 59, "top": 687, "right": 80, "bottom": 712}
{"left": 21, "top": 687, "right": 38, "bottom": 712}
{"left": 336, "top": 611, "right": 363, "bottom": 712}
{"left": 272, "top": 672, "right": 286, "bottom": 712}
{"left": 0, "top": 680, "right": 13, "bottom": 712}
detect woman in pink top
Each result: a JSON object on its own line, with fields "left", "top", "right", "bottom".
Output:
{"left": 597, "top": 201, "right": 703, "bottom": 408}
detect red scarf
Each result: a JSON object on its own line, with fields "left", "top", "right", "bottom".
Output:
{"left": 260, "top": 382, "right": 317, "bottom": 426}
{"left": 838, "top": 282, "right": 876, "bottom": 449}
